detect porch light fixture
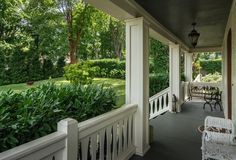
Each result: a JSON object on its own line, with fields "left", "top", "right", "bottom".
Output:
{"left": 188, "top": 22, "right": 200, "bottom": 48}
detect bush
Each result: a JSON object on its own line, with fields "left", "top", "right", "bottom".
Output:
{"left": 42, "top": 59, "right": 54, "bottom": 79}
{"left": 0, "top": 83, "right": 116, "bottom": 152}
{"left": 199, "top": 59, "right": 221, "bottom": 74}
{"left": 0, "top": 49, "right": 66, "bottom": 86}
{"left": 86, "top": 59, "right": 125, "bottom": 79}
{"left": 64, "top": 62, "right": 97, "bottom": 85}
{"left": 201, "top": 72, "right": 222, "bottom": 83}
{"left": 149, "top": 73, "right": 169, "bottom": 97}
{"left": 55, "top": 57, "right": 66, "bottom": 77}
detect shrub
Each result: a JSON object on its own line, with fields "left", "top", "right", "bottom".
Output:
{"left": 199, "top": 59, "right": 222, "bottom": 74}
{"left": 64, "top": 62, "right": 97, "bottom": 84}
{"left": 201, "top": 72, "right": 222, "bottom": 83}
{"left": 56, "top": 56, "right": 66, "bottom": 77}
{"left": 85, "top": 59, "right": 125, "bottom": 79}
{"left": 149, "top": 73, "right": 169, "bottom": 97}
{"left": 0, "top": 48, "right": 66, "bottom": 86}
{"left": 0, "top": 83, "right": 116, "bottom": 152}
{"left": 42, "top": 59, "right": 54, "bottom": 79}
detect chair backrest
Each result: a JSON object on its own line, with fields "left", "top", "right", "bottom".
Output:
{"left": 204, "top": 116, "right": 235, "bottom": 134}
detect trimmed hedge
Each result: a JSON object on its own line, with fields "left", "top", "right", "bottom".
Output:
{"left": 85, "top": 59, "right": 125, "bottom": 79}
{"left": 199, "top": 59, "right": 222, "bottom": 74}
{"left": 0, "top": 83, "right": 116, "bottom": 152}
{"left": 0, "top": 54, "right": 65, "bottom": 86}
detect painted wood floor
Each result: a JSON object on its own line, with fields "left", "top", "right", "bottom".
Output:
{"left": 130, "top": 100, "right": 224, "bottom": 160}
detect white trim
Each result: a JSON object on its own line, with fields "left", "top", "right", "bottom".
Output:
{"left": 189, "top": 46, "right": 222, "bottom": 53}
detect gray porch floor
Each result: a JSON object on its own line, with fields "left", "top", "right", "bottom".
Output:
{"left": 130, "top": 100, "right": 224, "bottom": 160}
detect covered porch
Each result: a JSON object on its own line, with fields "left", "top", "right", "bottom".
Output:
{"left": 86, "top": 0, "right": 236, "bottom": 158}
{"left": 0, "top": 0, "right": 236, "bottom": 159}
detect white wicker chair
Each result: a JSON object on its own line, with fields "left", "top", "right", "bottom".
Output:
{"left": 202, "top": 116, "right": 236, "bottom": 160}
{"left": 204, "top": 116, "right": 234, "bottom": 134}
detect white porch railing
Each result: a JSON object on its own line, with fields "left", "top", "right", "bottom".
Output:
{"left": 0, "top": 132, "right": 67, "bottom": 160}
{"left": 77, "top": 104, "right": 137, "bottom": 160}
{"left": 0, "top": 104, "right": 137, "bottom": 160}
{"left": 149, "top": 87, "right": 170, "bottom": 120}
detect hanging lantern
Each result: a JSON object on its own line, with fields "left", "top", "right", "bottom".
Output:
{"left": 188, "top": 22, "right": 200, "bottom": 48}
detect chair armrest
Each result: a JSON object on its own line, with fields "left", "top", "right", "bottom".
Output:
{"left": 204, "top": 116, "right": 234, "bottom": 133}
{"left": 203, "top": 131, "right": 236, "bottom": 146}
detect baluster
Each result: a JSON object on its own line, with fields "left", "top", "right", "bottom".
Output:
{"left": 128, "top": 115, "right": 132, "bottom": 148}
{"left": 123, "top": 117, "right": 128, "bottom": 151}
{"left": 106, "top": 126, "right": 112, "bottom": 160}
{"left": 112, "top": 123, "right": 118, "bottom": 160}
{"left": 99, "top": 129, "right": 106, "bottom": 160}
{"left": 149, "top": 101, "right": 153, "bottom": 118}
{"left": 118, "top": 120, "right": 123, "bottom": 157}
{"left": 163, "top": 94, "right": 167, "bottom": 109}
{"left": 159, "top": 96, "right": 162, "bottom": 110}
{"left": 154, "top": 98, "right": 158, "bottom": 113}
{"left": 91, "top": 134, "right": 97, "bottom": 160}
{"left": 81, "top": 137, "right": 89, "bottom": 160}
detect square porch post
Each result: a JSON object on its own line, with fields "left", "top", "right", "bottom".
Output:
{"left": 184, "top": 52, "right": 193, "bottom": 82}
{"left": 169, "top": 44, "right": 182, "bottom": 112}
{"left": 125, "top": 17, "right": 150, "bottom": 156}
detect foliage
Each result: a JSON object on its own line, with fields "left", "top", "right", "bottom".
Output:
{"left": 86, "top": 59, "right": 125, "bottom": 79}
{"left": 192, "top": 61, "right": 201, "bottom": 79}
{"left": 0, "top": 0, "right": 126, "bottom": 85}
{"left": 199, "top": 59, "right": 222, "bottom": 74}
{"left": 149, "top": 38, "right": 169, "bottom": 74}
{"left": 56, "top": 57, "right": 66, "bottom": 76}
{"left": 0, "top": 54, "right": 65, "bottom": 85}
{"left": 149, "top": 38, "right": 169, "bottom": 96}
{"left": 192, "top": 52, "right": 222, "bottom": 79}
{"left": 64, "top": 59, "right": 126, "bottom": 84}
{"left": 201, "top": 72, "right": 222, "bottom": 83}
{"left": 0, "top": 83, "right": 116, "bottom": 152}
{"left": 42, "top": 59, "right": 54, "bottom": 79}
{"left": 64, "top": 62, "right": 97, "bottom": 84}
{"left": 149, "top": 73, "right": 169, "bottom": 97}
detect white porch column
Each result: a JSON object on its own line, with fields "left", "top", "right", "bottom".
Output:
{"left": 169, "top": 44, "right": 182, "bottom": 112}
{"left": 126, "top": 17, "right": 150, "bottom": 156}
{"left": 184, "top": 52, "right": 193, "bottom": 82}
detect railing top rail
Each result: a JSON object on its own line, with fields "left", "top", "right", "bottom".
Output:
{"left": 78, "top": 104, "right": 137, "bottom": 138}
{"left": 78, "top": 104, "right": 138, "bottom": 138}
{"left": 190, "top": 82, "right": 221, "bottom": 86}
{"left": 149, "top": 87, "right": 170, "bottom": 102}
{"left": 0, "top": 132, "right": 66, "bottom": 160}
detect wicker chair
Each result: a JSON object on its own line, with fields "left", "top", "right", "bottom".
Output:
{"left": 202, "top": 116, "right": 236, "bottom": 160}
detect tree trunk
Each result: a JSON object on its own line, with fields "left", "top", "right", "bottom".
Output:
{"left": 69, "top": 40, "right": 77, "bottom": 64}
{"left": 114, "top": 43, "right": 122, "bottom": 60}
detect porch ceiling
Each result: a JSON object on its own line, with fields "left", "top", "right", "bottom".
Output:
{"left": 135, "top": 0, "right": 233, "bottom": 49}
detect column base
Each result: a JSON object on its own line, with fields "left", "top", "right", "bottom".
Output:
{"left": 135, "top": 144, "right": 150, "bottom": 157}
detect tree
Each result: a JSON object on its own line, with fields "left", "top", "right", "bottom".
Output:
{"left": 109, "top": 17, "right": 125, "bottom": 60}
{"left": 23, "top": 0, "right": 68, "bottom": 61}
{"left": 57, "top": 0, "right": 94, "bottom": 63}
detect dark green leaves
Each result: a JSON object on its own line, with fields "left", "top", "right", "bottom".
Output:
{"left": 0, "top": 82, "right": 116, "bottom": 152}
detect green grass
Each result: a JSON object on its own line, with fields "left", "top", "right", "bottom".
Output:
{"left": 0, "top": 77, "right": 125, "bottom": 107}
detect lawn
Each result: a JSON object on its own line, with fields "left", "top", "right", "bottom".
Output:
{"left": 0, "top": 77, "right": 125, "bottom": 107}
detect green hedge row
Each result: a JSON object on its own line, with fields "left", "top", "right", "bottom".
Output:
{"left": 0, "top": 83, "right": 116, "bottom": 152}
{"left": 86, "top": 59, "right": 125, "bottom": 79}
{"left": 0, "top": 51, "right": 65, "bottom": 86}
{"left": 199, "top": 59, "right": 221, "bottom": 74}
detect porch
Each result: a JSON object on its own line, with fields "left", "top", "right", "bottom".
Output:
{"left": 0, "top": 0, "right": 236, "bottom": 159}
{"left": 131, "top": 100, "right": 224, "bottom": 160}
